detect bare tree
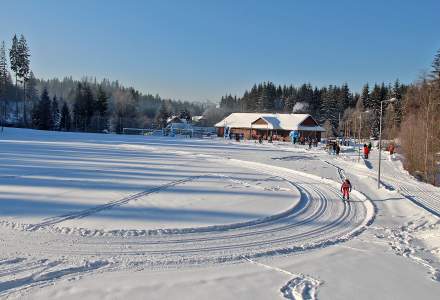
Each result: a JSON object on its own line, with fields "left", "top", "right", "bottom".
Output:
{"left": 400, "top": 78, "right": 440, "bottom": 185}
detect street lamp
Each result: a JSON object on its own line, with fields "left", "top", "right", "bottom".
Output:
{"left": 378, "top": 98, "right": 397, "bottom": 189}
{"left": 357, "top": 110, "right": 370, "bottom": 162}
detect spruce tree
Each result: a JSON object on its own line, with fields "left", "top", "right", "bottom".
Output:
{"left": 73, "top": 83, "right": 95, "bottom": 131}
{"left": 51, "top": 96, "right": 60, "bottom": 130}
{"left": 0, "top": 41, "right": 8, "bottom": 130}
{"left": 0, "top": 41, "right": 7, "bottom": 92}
{"left": 392, "top": 79, "right": 403, "bottom": 126}
{"left": 59, "top": 102, "right": 71, "bottom": 131}
{"left": 17, "top": 35, "right": 30, "bottom": 126}
{"left": 73, "top": 83, "right": 85, "bottom": 130}
{"left": 25, "top": 71, "right": 38, "bottom": 116}
{"left": 83, "top": 84, "right": 95, "bottom": 130}
{"left": 95, "top": 85, "right": 108, "bottom": 131}
{"left": 95, "top": 86, "right": 108, "bottom": 116}
{"left": 257, "top": 86, "right": 269, "bottom": 112}
{"left": 9, "top": 34, "right": 19, "bottom": 120}
{"left": 360, "top": 84, "right": 370, "bottom": 110}
{"left": 9, "top": 35, "right": 18, "bottom": 82}
{"left": 319, "top": 86, "right": 338, "bottom": 130}
{"left": 33, "top": 88, "right": 52, "bottom": 130}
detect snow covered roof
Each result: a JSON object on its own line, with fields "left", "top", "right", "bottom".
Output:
{"left": 167, "top": 116, "right": 188, "bottom": 124}
{"left": 215, "top": 113, "right": 325, "bottom": 131}
{"left": 192, "top": 116, "right": 205, "bottom": 122}
{"left": 167, "top": 122, "right": 192, "bottom": 129}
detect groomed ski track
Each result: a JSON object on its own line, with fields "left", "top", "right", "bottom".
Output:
{"left": 0, "top": 148, "right": 374, "bottom": 298}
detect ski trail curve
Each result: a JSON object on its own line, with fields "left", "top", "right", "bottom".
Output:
{"left": 0, "top": 153, "right": 375, "bottom": 298}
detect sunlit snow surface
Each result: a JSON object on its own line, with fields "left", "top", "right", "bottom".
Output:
{"left": 0, "top": 128, "right": 439, "bottom": 300}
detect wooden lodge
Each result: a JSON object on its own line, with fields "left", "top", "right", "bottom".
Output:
{"left": 215, "top": 113, "right": 325, "bottom": 142}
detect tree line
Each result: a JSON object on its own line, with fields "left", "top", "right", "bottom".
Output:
{"left": 0, "top": 35, "right": 214, "bottom": 133}
{"left": 219, "top": 80, "right": 407, "bottom": 138}
{"left": 398, "top": 49, "right": 440, "bottom": 185}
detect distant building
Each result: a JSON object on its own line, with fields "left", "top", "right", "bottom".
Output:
{"left": 215, "top": 113, "right": 325, "bottom": 141}
{"left": 191, "top": 115, "right": 208, "bottom": 127}
{"left": 166, "top": 116, "right": 188, "bottom": 125}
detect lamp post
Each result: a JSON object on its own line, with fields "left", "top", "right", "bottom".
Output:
{"left": 357, "top": 110, "right": 370, "bottom": 162}
{"left": 378, "top": 98, "right": 397, "bottom": 189}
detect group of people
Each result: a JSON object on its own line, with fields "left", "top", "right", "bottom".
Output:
{"left": 326, "top": 141, "right": 341, "bottom": 155}
{"left": 291, "top": 135, "right": 318, "bottom": 147}
{"left": 228, "top": 132, "right": 244, "bottom": 142}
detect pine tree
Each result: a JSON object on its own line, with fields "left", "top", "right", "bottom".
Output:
{"left": 73, "top": 83, "right": 84, "bottom": 130}
{"left": 51, "top": 96, "right": 60, "bottom": 130}
{"left": 73, "top": 83, "right": 95, "bottom": 131}
{"left": 368, "top": 83, "right": 390, "bottom": 137}
{"left": 95, "top": 85, "right": 108, "bottom": 116}
{"left": 257, "top": 86, "right": 269, "bottom": 112}
{"left": 83, "top": 84, "right": 95, "bottom": 130}
{"left": 25, "top": 71, "right": 38, "bottom": 118}
{"left": 0, "top": 41, "right": 9, "bottom": 129}
{"left": 368, "top": 84, "right": 380, "bottom": 137}
{"left": 9, "top": 34, "right": 19, "bottom": 121}
{"left": 392, "top": 79, "right": 403, "bottom": 126}
{"left": 59, "top": 102, "right": 71, "bottom": 131}
{"left": 32, "top": 88, "right": 52, "bottom": 130}
{"left": 360, "top": 84, "right": 370, "bottom": 109}
{"left": 319, "top": 86, "right": 339, "bottom": 130}
{"left": 311, "top": 87, "right": 321, "bottom": 117}
{"left": 95, "top": 85, "right": 108, "bottom": 130}
{"left": 0, "top": 41, "right": 8, "bottom": 92}
{"left": 340, "top": 83, "right": 352, "bottom": 109}
{"left": 17, "top": 35, "right": 30, "bottom": 126}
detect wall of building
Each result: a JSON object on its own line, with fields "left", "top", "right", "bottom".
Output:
{"left": 217, "top": 126, "right": 321, "bottom": 142}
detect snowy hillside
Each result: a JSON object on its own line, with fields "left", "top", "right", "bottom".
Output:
{"left": 0, "top": 128, "right": 439, "bottom": 300}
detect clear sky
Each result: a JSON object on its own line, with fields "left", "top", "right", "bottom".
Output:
{"left": 1, "top": 0, "right": 439, "bottom": 102}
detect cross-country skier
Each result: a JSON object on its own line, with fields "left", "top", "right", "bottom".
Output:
{"left": 340, "top": 179, "right": 352, "bottom": 201}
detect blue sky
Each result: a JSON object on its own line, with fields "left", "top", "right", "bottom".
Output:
{"left": 1, "top": 0, "right": 439, "bottom": 101}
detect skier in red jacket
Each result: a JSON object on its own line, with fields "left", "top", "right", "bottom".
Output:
{"left": 341, "top": 179, "right": 352, "bottom": 201}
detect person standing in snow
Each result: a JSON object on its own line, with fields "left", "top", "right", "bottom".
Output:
{"left": 389, "top": 143, "right": 394, "bottom": 154}
{"left": 363, "top": 144, "right": 369, "bottom": 159}
{"left": 336, "top": 144, "right": 340, "bottom": 155}
{"left": 388, "top": 143, "right": 395, "bottom": 158}
{"left": 340, "top": 179, "right": 352, "bottom": 201}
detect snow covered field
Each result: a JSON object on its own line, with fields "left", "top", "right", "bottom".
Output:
{"left": 0, "top": 128, "right": 439, "bottom": 299}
